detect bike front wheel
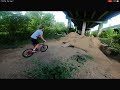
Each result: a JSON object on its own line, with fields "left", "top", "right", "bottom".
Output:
{"left": 22, "top": 48, "right": 34, "bottom": 58}
{"left": 40, "top": 45, "right": 48, "bottom": 52}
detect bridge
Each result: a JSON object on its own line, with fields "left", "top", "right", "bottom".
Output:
{"left": 63, "top": 10, "right": 120, "bottom": 36}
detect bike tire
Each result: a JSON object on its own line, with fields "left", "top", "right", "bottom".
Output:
{"left": 40, "top": 45, "right": 48, "bottom": 52}
{"left": 22, "top": 48, "right": 34, "bottom": 58}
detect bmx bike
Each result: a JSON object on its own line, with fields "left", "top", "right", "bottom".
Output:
{"left": 22, "top": 42, "right": 48, "bottom": 58}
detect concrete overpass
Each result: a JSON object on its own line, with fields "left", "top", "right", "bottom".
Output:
{"left": 63, "top": 10, "right": 120, "bottom": 36}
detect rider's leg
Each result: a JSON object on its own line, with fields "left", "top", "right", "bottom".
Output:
{"left": 31, "top": 38, "right": 40, "bottom": 52}
{"left": 33, "top": 43, "right": 40, "bottom": 51}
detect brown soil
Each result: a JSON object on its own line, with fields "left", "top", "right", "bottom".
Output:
{"left": 0, "top": 32, "right": 120, "bottom": 79}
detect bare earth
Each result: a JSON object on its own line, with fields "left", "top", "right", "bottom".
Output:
{"left": 0, "top": 32, "right": 120, "bottom": 79}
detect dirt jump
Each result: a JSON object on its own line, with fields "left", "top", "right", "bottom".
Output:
{"left": 0, "top": 32, "right": 120, "bottom": 79}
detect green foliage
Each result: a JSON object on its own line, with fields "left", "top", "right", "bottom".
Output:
{"left": 0, "top": 11, "right": 32, "bottom": 48}
{"left": 110, "top": 49, "right": 120, "bottom": 56}
{"left": 85, "top": 31, "right": 91, "bottom": 36}
{"left": 0, "top": 12, "right": 31, "bottom": 34}
{"left": 99, "top": 38, "right": 112, "bottom": 45}
{"left": 70, "top": 54, "right": 93, "bottom": 65}
{"left": 26, "top": 59, "right": 77, "bottom": 79}
{"left": 43, "top": 22, "right": 67, "bottom": 39}
{"left": 0, "top": 11, "right": 67, "bottom": 48}
{"left": 99, "top": 30, "right": 120, "bottom": 57}
{"left": 69, "top": 28, "right": 75, "bottom": 32}
{"left": 91, "top": 31, "right": 98, "bottom": 37}
{"left": 113, "top": 34, "right": 120, "bottom": 44}
{"left": 99, "top": 29, "right": 117, "bottom": 38}
{"left": 25, "top": 11, "right": 44, "bottom": 31}
{"left": 25, "top": 53, "right": 93, "bottom": 79}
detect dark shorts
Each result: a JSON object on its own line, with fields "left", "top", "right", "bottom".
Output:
{"left": 31, "top": 38, "right": 39, "bottom": 46}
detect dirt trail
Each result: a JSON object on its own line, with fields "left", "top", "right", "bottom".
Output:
{"left": 0, "top": 33, "right": 120, "bottom": 79}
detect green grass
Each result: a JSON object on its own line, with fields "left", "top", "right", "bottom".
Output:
{"left": 26, "top": 60, "right": 76, "bottom": 79}
{"left": 70, "top": 54, "right": 93, "bottom": 65}
{"left": 25, "top": 53, "right": 93, "bottom": 79}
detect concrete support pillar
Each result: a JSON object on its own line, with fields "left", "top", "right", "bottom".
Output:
{"left": 68, "top": 18, "right": 71, "bottom": 33}
{"left": 75, "top": 26, "right": 77, "bottom": 33}
{"left": 82, "top": 21, "right": 86, "bottom": 36}
{"left": 89, "top": 30, "right": 92, "bottom": 36}
{"left": 97, "top": 23, "right": 103, "bottom": 37}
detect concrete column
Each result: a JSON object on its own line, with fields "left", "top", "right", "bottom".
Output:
{"left": 68, "top": 18, "right": 71, "bottom": 33}
{"left": 75, "top": 26, "right": 77, "bottom": 33}
{"left": 68, "top": 18, "right": 71, "bottom": 28}
{"left": 97, "top": 23, "right": 103, "bottom": 37}
{"left": 82, "top": 21, "right": 86, "bottom": 36}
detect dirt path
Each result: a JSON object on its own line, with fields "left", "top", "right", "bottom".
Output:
{"left": 0, "top": 35, "right": 120, "bottom": 79}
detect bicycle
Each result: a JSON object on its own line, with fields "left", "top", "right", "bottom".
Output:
{"left": 22, "top": 42, "right": 48, "bottom": 58}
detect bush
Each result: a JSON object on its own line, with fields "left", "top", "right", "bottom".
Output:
{"left": 25, "top": 54, "right": 93, "bottom": 79}
{"left": 113, "top": 34, "right": 120, "bottom": 44}
{"left": 99, "top": 29, "right": 117, "bottom": 38}
{"left": 99, "top": 38, "right": 112, "bottom": 45}
{"left": 85, "top": 31, "right": 91, "bottom": 36}
{"left": 26, "top": 60, "right": 77, "bottom": 79}
{"left": 92, "top": 31, "right": 97, "bottom": 37}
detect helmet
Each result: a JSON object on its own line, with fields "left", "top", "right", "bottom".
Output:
{"left": 39, "top": 25, "right": 44, "bottom": 29}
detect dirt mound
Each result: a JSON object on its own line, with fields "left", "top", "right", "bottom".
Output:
{"left": 59, "top": 32, "right": 85, "bottom": 48}
{"left": 60, "top": 32, "right": 83, "bottom": 42}
{"left": 91, "top": 37, "right": 102, "bottom": 48}
{"left": 67, "top": 32, "right": 81, "bottom": 38}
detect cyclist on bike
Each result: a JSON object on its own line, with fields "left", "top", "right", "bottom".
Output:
{"left": 31, "top": 25, "right": 46, "bottom": 52}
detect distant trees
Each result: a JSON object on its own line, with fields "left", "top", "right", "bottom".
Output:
{"left": 0, "top": 11, "right": 67, "bottom": 48}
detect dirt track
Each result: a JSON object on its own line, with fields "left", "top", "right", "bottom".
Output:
{"left": 0, "top": 33, "right": 120, "bottom": 79}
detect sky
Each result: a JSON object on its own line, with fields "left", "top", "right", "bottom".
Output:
{"left": 43, "top": 11, "right": 68, "bottom": 27}
{"left": 90, "top": 14, "right": 120, "bottom": 31}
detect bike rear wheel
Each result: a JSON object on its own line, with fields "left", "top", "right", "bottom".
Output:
{"left": 22, "top": 48, "right": 34, "bottom": 58}
{"left": 40, "top": 45, "right": 48, "bottom": 52}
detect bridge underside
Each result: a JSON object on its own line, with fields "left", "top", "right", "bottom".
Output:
{"left": 64, "top": 10, "right": 120, "bottom": 34}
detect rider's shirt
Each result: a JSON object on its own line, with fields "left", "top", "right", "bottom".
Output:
{"left": 31, "top": 29, "right": 43, "bottom": 39}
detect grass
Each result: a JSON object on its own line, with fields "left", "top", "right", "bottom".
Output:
{"left": 25, "top": 53, "right": 93, "bottom": 79}
{"left": 70, "top": 54, "right": 93, "bottom": 65}
{"left": 26, "top": 60, "right": 76, "bottom": 79}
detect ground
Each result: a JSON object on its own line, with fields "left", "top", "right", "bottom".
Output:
{"left": 0, "top": 32, "right": 120, "bottom": 79}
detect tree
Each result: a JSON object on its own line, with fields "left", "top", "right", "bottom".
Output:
{"left": 25, "top": 11, "right": 43, "bottom": 31}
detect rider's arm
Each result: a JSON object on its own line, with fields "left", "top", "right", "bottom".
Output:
{"left": 40, "top": 35, "right": 46, "bottom": 42}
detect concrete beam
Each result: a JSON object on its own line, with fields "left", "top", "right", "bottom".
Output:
{"left": 91, "top": 11, "right": 96, "bottom": 19}
{"left": 82, "top": 21, "right": 86, "bottom": 36}
{"left": 76, "top": 11, "right": 79, "bottom": 18}
{"left": 84, "top": 10, "right": 86, "bottom": 18}
{"left": 89, "top": 20, "right": 107, "bottom": 28}
{"left": 71, "top": 18, "right": 103, "bottom": 23}
{"left": 68, "top": 11, "right": 73, "bottom": 17}
{"left": 98, "top": 11, "right": 109, "bottom": 20}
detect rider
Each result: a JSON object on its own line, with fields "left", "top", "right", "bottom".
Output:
{"left": 31, "top": 25, "right": 46, "bottom": 52}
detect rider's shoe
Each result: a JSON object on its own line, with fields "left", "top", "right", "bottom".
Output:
{"left": 32, "top": 50, "right": 38, "bottom": 53}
